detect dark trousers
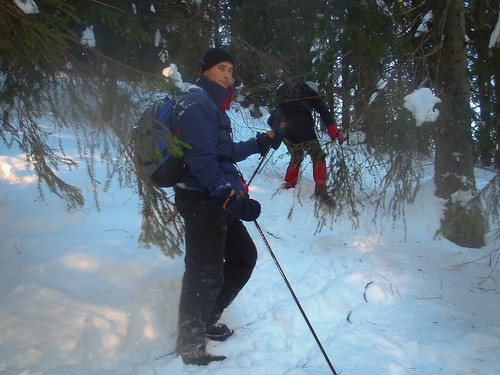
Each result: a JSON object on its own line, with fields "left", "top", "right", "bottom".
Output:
{"left": 174, "top": 188, "right": 257, "bottom": 356}
{"left": 284, "top": 111, "right": 327, "bottom": 164}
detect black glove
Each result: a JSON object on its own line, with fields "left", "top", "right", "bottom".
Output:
{"left": 256, "top": 127, "right": 286, "bottom": 156}
{"left": 223, "top": 190, "right": 261, "bottom": 221}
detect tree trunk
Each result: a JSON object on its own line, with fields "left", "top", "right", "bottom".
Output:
{"left": 341, "top": 45, "right": 351, "bottom": 142}
{"left": 432, "top": 0, "right": 485, "bottom": 247}
{"left": 494, "top": 46, "right": 500, "bottom": 170}
{"left": 469, "top": 0, "right": 498, "bottom": 167}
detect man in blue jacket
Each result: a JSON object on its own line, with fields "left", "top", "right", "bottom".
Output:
{"left": 172, "top": 48, "right": 284, "bottom": 366}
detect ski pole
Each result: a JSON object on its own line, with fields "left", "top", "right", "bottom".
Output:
{"left": 247, "top": 147, "right": 274, "bottom": 186}
{"left": 245, "top": 121, "right": 337, "bottom": 373}
{"left": 253, "top": 220, "right": 339, "bottom": 375}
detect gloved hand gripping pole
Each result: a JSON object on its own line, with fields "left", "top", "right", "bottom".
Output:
{"left": 247, "top": 121, "right": 286, "bottom": 186}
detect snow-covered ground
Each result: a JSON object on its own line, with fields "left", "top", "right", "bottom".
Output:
{"left": 1, "top": 105, "right": 499, "bottom": 375}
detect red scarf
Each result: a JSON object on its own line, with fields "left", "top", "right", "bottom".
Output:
{"left": 220, "top": 86, "right": 233, "bottom": 110}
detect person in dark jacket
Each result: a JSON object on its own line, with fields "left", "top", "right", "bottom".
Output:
{"left": 268, "top": 79, "right": 344, "bottom": 198}
{"left": 171, "top": 48, "right": 284, "bottom": 366}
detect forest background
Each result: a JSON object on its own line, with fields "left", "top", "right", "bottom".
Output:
{"left": 1, "top": 0, "right": 499, "bottom": 253}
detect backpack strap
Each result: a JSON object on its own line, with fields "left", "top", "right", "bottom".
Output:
{"left": 174, "top": 85, "right": 234, "bottom": 165}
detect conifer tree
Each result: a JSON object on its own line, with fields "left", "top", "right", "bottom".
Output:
{"left": 468, "top": 0, "right": 499, "bottom": 168}
{"left": 0, "top": 0, "right": 184, "bottom": 255}
{"left": 431, "top": 0, "right": 486, "bottom": 247}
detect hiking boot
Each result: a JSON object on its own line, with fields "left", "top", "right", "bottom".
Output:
{"left": 181, "top": 353, "right": 226, "bottom": 366}
{"left": 206, "top": 323, "right": 234, "bottom": 341}
{"left": 314, "top": 185, "right": 327, "bottom": 197}
{"left": 314, "top": 188, "right": 335, "bottom": 207}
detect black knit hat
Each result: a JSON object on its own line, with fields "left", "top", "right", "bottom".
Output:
{"left": 200, "top": 48, "right": 235, "bottom": 73}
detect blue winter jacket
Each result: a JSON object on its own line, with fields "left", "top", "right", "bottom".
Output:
{"left": 172, "top": 75, "right": 260, "bottom": 198}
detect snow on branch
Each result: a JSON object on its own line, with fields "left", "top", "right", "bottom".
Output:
{"left": 13, "top": 0, "right": 39, "bottom": 14}
{"left": 403, "top": 88, "right": 441, "bottom": 127}
{"left": 489, "top": 9, "right": 500, "bottom": 49}
{"left": 80, "top": 26, "right": 96, "bottom": 48}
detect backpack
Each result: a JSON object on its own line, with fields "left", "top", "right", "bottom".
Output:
{"left": 133, "top": 95, "right": 187, "bottom": 188}
{"left": 275, "top": 78, "right": 304, "bottom": 107}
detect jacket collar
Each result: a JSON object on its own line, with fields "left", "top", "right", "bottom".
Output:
{"left": 196, "top": 75, "right": 233, "bottom": 110}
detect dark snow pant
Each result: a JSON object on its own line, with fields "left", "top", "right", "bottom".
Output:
{"left": 282, "top": 112, "right": 327, "bottom": 189}
{"left": 284, "top": 111, "right": 327, "bottom": 164}
{"left": 174, "top": 188, "right": 257, "bottom": 357}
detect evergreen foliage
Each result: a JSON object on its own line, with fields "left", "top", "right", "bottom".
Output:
{"left": 468, "top": 0, "right": 499, "bottom": 168}
{"left": 1, "top": 0, "right": 498, "bottom": 252}
{"left": 0, "top": 0, "right": 186, "bottom": 256}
